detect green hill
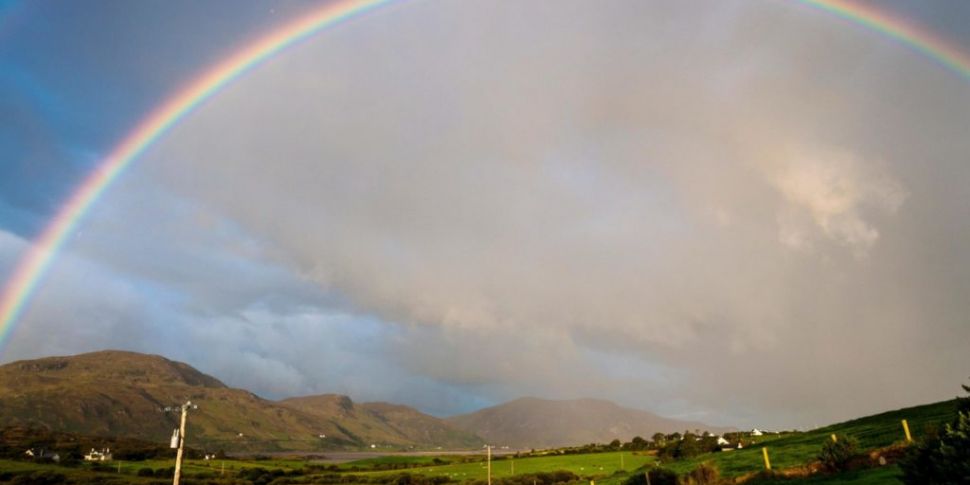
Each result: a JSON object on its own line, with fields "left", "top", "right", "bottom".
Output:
{"left": 663, "top": 398, "right": 962, "bottom": 479}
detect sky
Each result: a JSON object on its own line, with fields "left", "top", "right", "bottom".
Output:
{"left": 1, "top": 0, "right": 969, "bottom": 430}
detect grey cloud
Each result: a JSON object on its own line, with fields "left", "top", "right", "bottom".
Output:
{"left": 141, "top": 0, "right": 970, "bottom": 428}
{"left": 7, "top": 0, "right": 967, "bottom": 429}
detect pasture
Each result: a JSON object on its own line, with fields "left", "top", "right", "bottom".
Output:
{"left": 351, "top": 451, "right": 655, "bottom": 481}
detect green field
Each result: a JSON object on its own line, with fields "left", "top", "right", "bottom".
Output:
{"left": 0, "top": 452, "right": 653, "bottom": 484}
{"left": 0, "top": 398, "right": 961, "bottom": 484}
{"left": 338, "top": 454, "right": 456, "bottom": 469}
{"left": 663, "top": 398, "right": 959, "bottom": 479}
{"left": 350, "top": 451, "right": 655, "bottom": 482}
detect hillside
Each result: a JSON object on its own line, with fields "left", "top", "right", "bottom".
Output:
{"left": 360, "top": 402, "right": 484, "bottom": 448}
{"left": 278, "top": 396, "right": 483, "bottom": 449}
{"left": 664, "top": 397, "right": 964, "bottom": 479}
{"left": 0, "top": 426, "right": 177, "bottom": 461}
{"left": 447, "top": 397, "right": 732, "bottom": 449}
{"left": 0, "top": 350, "right": 481, "bottom": 451}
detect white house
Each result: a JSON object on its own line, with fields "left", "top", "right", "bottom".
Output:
{"left": 25, "top": 449, "right": 60, "bottom": 462}
{"left": 84, "top": 448, "right": 112, "bottom": 461}
{"left": 716, "top": 436, "right": 730, "bottom": 446}
{"left": 751, "top": 429, "right": 764, "bottom": 436}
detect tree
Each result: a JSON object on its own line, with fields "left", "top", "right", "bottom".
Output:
{"left": 629, "top": 436, "right": 647, "bottom": 450}
{"left": 960, "top": 381, "right": 970, "bottom": 413}
{"left": 657, "top": 432, "right": 715, "bottom": 461}
{"left": 609, "top": 439, "right": 622, "bottom": 449}
{"left": 900, "top": 379, "right": 970, "bottom": 484}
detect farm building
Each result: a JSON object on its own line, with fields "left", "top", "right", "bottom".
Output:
{"left": 24, "top": 449, "right": 60, "bottom": 462}
{"left": 84, "top": 448, "right": 113, "bottom": 461}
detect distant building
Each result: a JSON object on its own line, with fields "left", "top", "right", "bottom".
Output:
{"left": 716, "top": 436, "right": 730, "bottom": 446}
{"left": 84, "top": 448, "right": 113, "bottom": 461}
{"left": 751, "top": 429, "right": 764, "bottom": 436}
{"left": 25, "top": 449, "right": 60, "bottom": 462}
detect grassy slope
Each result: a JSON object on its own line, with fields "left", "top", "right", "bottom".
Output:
{"left": 664, "top": 398, "right": 960, "bottom": 478}
{"left": 752, "top": 465, "right": 903, "bottom": 484}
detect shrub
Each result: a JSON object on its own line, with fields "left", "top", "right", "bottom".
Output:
{"left": 137, "top": 467, "right": 155, "bottom": 477}
{"left": 683, "top": 463, "right": 722, "bottom": 485}
{"left": 622, "top": 467, "right": 678, "bottom": 485}
{"left": 817, "top": 434, "right": 860, "bottom": 472}
{"left": 900, "top": 409, "right": 970, "bottom": 484}
{"left": 10, "top": 471, "right": 67, "bottom": 485}
{"left": 496, "top": 471, "right": 577, "bottom": 485}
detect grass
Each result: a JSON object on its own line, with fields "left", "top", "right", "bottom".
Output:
{"left": 664, "top": 398, "right": 960, "bottom": 478}
{"left": 749, "top": 464, "right": 903, "bottom": 484}
{"left": 0, "top": 398, "right": 959, "bottom": 484}
{"left": 0, "top": 456, "right": 311, "bottom": 482}
{"left": 349, "top": 451, "right": 656, "bottom": 481}
{"left": 0, "top": 452, "right": 652, "bottom": 484}
{"left": 337, "top": 454, "right": 458, "bottom": 469}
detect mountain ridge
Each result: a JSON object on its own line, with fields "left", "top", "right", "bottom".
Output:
{"left": 447, "top": 396, "right": 733, "bottom": 449}
{"left": 1, "top": 350, "right": 735, "bottom": 451}
{"left": 0, "top": 350, "right": 481, "bottom": 451}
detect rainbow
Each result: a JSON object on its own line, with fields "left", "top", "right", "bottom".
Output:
{"left": 796, "top": 0, "right": 970, "bottom": 79}
{"left": 0, "top": 0, "right": 396, "bottom": 348}
{"left": 1, "top": 0, "right": 968, "bottom": 352}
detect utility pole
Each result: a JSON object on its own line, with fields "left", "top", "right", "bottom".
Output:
{"left": 486, "top": 445, "right": 492, "bottom": 485}
{"left": 168, "top": 401, "right": 196, "bottom": 485}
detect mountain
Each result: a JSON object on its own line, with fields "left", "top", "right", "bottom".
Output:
{"left": 447, "top": 397, "right": 733, "bottom": 449}
{"left": 0, "top": 350, "right": 481, "bottom": 451}
{"left": 279, "top": 396, "right": 483, "bottom": 449}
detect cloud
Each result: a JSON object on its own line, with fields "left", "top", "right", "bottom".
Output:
{"left": 765, "top": 148, "right": 908, "bottom": 255}
{"left": 5, "top": 0, "right": 969, "bottom": 429}
{"left": 132, "top": 0, "right": 970, "bottom": 428}
{"left": 0, "top": 228, "right": 162, "bottom": 360}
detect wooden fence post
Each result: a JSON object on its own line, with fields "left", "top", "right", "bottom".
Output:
{"left": 902, "top": 419, "right": 913, "bottom": 442}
